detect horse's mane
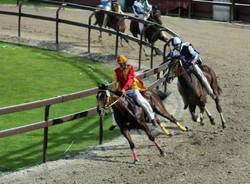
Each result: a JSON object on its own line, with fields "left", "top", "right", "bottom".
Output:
{"left": 109, "top": 89, "right": 122, "bottom": 96}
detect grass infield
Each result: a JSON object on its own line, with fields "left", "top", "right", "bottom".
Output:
{"left": 0, "top": 42, "right": 120, "bottom": 174}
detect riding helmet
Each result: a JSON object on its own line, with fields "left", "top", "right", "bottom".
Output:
{"left": 117, "top": 55, "right": 128, "bottom": 64}
{"left": 172, "top": 37, "right": 182, "bottom": 47}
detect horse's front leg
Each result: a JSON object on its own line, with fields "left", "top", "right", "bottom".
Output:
{"left": 204, "top": 106, "right": 215, "bottom": 125}
{"left": 140, "top": 122, "right": 164, "bottom": 156}
{"left": 189, "top": 105, "right": 197, "bottom": 122}
{"left": 121, "top": 128, "right": 139, "bottom": 164}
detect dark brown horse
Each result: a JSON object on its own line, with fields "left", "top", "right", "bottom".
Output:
{"left": 165, "top": 59, "right": 226, "bottom": 128}
{"left": 130, "top": 7, "right": 168, "bottom": 55}
{"left": 94, "top": 3, "right": 127, "bottom": 46}
{"left": 96, "top": 84, "right": 187, "bottom": 163}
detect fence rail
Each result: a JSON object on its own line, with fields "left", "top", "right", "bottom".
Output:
{"left": 0, "top": 0, "right": 175, "bottom": 163}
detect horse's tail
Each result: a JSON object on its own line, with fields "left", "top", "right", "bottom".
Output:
{"left": 217, "top": 85, "right": 222, "bottom": 96}
{"left": 155, "top": 89, "right": 171, "bottom": 100}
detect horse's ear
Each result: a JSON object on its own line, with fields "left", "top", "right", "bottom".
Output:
{"left": 97, "top": 82, "right": 101, "bottom": 88}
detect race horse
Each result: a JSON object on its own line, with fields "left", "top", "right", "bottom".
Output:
{"left": 94, "top": 2, "right": 128, "bottom": 46}
{"left": 96, "top": 84, "right": 187, "bottom": 163}
{"left": 130, "top": 6, "right": 168, "bottom": 56}
{"left": 165, "top": 58, "right": 226, "bottom": 129}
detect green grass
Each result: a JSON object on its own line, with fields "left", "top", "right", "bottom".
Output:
{"left": 0, "top": 42, "right": 121, "bottom": 174}
{"left": 0, "top": 0, "right": 17, "bottom": 4}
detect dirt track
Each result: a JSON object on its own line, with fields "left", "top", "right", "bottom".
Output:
{"left": 0, "top": 5, "right": 250, "bottom": 184}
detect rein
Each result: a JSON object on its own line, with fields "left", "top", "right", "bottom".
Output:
{"left": 105, "top": 93, "right": 124, "bottom": 109}
{"left": 98, "top": 90, "right": 124, "bottom": 109}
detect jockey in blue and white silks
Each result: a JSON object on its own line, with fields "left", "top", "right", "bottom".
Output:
{"left": 132, "top": 0, "right": 152, "bottom": 33}
{"left": 171, "top": 37, "right": 217, "bottom": 100}
{"left": 98, "top": 0, "right": 112, "bottom": 27}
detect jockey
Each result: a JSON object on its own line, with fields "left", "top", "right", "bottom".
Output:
{"left": 98, "top": 0, "right": 112, "bottom": 27}
{"left": 171, "top": 37, "right": 217, "bottom": 100}
{"left": 132, "top": 0, "right": 152, "bottom": 34}
{"left": 109, "top": 54, "right": 156, "bottom": 130}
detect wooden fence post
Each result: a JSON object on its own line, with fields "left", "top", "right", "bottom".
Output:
{"left": 43, "top": 105, "right": 50, "bottom": 163}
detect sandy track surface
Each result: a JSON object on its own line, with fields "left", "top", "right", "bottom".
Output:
{"left": 0, "top": 5, "right": 249, "bottom": 184}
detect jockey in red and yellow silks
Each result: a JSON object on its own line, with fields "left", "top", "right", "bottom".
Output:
{"left": 113, "top": 64, "right": 146, "bottom": 91}
{"left": 109, "top": 55, "right": 156, "bottom": 131}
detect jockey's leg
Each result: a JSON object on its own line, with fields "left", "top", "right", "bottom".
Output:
{"left": 103, "top": 6, "right": 111, "bottom": 27}
{"left": 193, "top": 64, "right": 216, "bottom": 100}
{"left": 138, "top": 14, "right": 145, "bottom": 34}
{"left": 126, "top": 89, "right": 156, "bottom": 123}
{"left": 103, "top": 14, "right": 109, "bottom": 27}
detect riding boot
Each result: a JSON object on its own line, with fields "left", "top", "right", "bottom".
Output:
{"left": 193, "top": 64, "right": 216, "bottom": 100}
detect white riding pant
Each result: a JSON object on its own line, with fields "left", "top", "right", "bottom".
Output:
{"left": 102, "top": 6, "right": 111, "bottom": 27}
{"left": 111, "top": 89, "right": 155, "bottom": 126}
{"left": 137, "top": 13, "right": 150, "bottom": 33}
{"left": 193, "top": 64, "right": 214, "bottom": 95}
{"left": 126, "top": 89, "right": 155, "bottom": 120}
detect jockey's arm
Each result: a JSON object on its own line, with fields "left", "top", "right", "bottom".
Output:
{"left": 113, "top": 71, "right": 120, "bottom": 91}
{"left": 145, "top": 0, "right": 152, "bottom": 12}
{"left": 171, "top": 49, "right": 180, "bottom": 59}
{"left": 188, "top": 45, "right": 199, "bottom": 65}
{"left": 123, "top": 66, "right": 136, "bottom": 90}
{"left": 132, "top": 5, "right": 143, "bottom": 17}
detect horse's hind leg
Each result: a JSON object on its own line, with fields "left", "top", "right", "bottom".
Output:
{"left": 121, "top": 128, "right": 139, "bottom": 164}
{"left": 211, "top": 81, "right": 226, "bottom": 128}
{"left": 141, "top": 123, "right": 164, "bottom": 156}
{"left": 153, "top": 103, "right": 187, "bottom": 132}
{"left": 214, "top": 96, "right": 226, "bottom": 128}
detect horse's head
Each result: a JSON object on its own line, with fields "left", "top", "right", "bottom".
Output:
{"left": 96, "top": 84, "right": 110, "bottom": 116}
{"left": 165, "top": 58, "right": 183, "bottom": 83}
{"left": 112, "top": 2, "right": 122, "bottom": 13}
{"left": 149, "top": 6, "right": 162, "bottom": 25}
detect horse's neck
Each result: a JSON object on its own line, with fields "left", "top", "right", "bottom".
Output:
{"left": 178, "top": 67, "right": 195, "bottom": 85}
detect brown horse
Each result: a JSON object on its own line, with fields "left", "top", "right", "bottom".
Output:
{"left": 165, "top": 59, "right": 226, "bottom": 129}
{"left": 130, "top": 6, "right": 168, "bottom": 56}
{"left": 96, "top": 84, "right": 187, "bottom": 163}
{"left": 94, "top": 3, "right": 128, "bottom": 46}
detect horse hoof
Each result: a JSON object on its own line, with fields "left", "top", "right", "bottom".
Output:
{"left": 222, "top": 124, "right": 227, "bottom": 129}
{"left": 134, "top": 159, "right": 139, "bottom": 165}
{"left": 168, "top": 132, "right": 173, "bottom": 137}
{"left": 160, "top": 150, "right": 165, "bottom": 156}
{"left": 186, "top": 126, "right": 191, "bottom": 131}
{"left": 210, "top": 117, "right": 215, "bottom": 125}
{"left": 200, "top": 122, "right": 204, "bottom": 126}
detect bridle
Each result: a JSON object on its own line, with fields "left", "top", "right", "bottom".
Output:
{"left": 97, "top": 89, "right": 124, "bottom": 109}
{"left": 167, "top": 59, "right": 188, "bottom": 81}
